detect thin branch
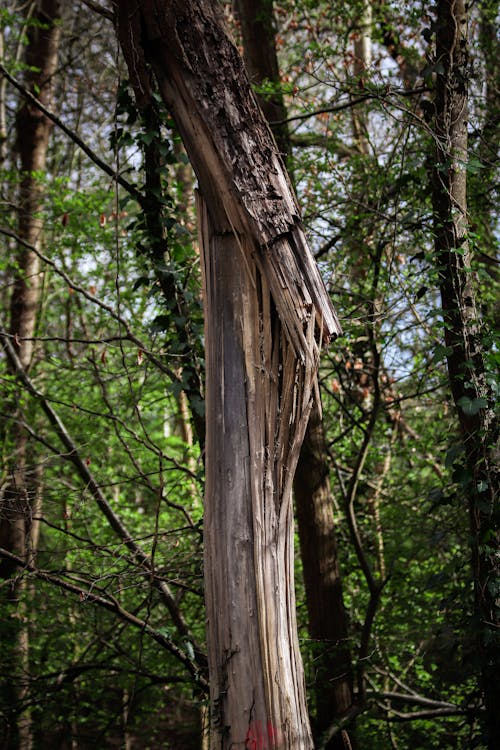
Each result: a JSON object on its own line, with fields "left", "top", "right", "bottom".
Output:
{"left": 290, "top": 133, "right": 357, "bottom": 158}
{"left": 386, "top": 708, "right": 467, "bottom": 721}
{"left": 314, "top": 233, "right": 342, "bottom": 260}
{"left": 79, "top": 0, "right": 114, "bottom": 21}
{"left": 317, "top": 704, "right": 364, "bottom": 750}
{"left": 0, "top": 62, "right": 141, "bottom": 203}
{"left": 369, "top": 690, "right": 459, "bottom": 710}
{"left": 0, "top": 546, "right": 208, "bottom": 691}
{"left": 0, "top": 330, "right": 206, "bottom": 670}
{"left": 273, "top": 86, "right": 428, "bottom": 126}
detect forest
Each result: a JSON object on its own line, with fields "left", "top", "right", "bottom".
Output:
{"left": 0, "top": 1, "right": 498, "bottom": 749}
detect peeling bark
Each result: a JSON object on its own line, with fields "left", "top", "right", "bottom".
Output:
{"left": 115, "top": 0, "right": 339, "bottom": 356}
{"left": 199, "top": 193, "right": 315, "bottom": 747}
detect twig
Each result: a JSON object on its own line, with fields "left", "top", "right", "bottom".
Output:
{"left": 79, "top": 0, "right": 114, "bottom": 21}
{"left": 0, "top": 546, "right": 207, "bottom": 691}
{"left": 0, "top": 330, "right": 206, "bottom": 670}
{"left": 0, "top": 62, "right": 141, "bottom": 203}
{"left": 273, "top": 86, "right": 428, "bottom": 126}
{"left": 317, "top": 704, "right": 364, "bottom": 750}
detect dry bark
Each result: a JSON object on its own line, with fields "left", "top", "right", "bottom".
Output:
{"left": 115, "top": 1, "right": 340, "bottom": 746}
{"left": 114, "top": 0, "right": 339, "bottom": 354}
{"left": 199, "top": 193, "right": 315, "bottom": 747}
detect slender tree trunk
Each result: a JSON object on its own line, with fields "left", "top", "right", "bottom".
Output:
{"left": 233, "top": 1, "right": 355, "bottom": 744}
{"left": 476, "top": 0, "right": 500, "bottom": 329}
{"left": 115, "top": 2, "right": 340, "bottom": 746}
{"left": 352, "top": 0, "right": 372, "bottom": 154}
{"left": 0, "top": 4, "right": 60, "bottom": 748}
{"left": 431, "top": 2, "right": 499, "bottom": 747}
{"left": 0, "top": 26, "right": 7, "bottom": 165}
{"left": 232, "top": 0, "right": 289, "bottom": 157}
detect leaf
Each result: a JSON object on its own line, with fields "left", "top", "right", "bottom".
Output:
{"left": 445, "top": 444, "right": 464, "bottom": 468}
{"left": 427, "top": 486, "right": 445, "bottom": 507}
{"left": 457, "top": 396, "right": 488, "bottom": 415}
{"left": 415, "top": 285, "right": 428, "bottom": 300}
{"left": 183, "top": 639, "right": 195, "bottom": 660}
{"left": 132, "top": 275, "right": 151, "bottom": 291}
{"left": 432, "top": 344, "right": 453, "bottom": 363}
{"left": 466, "top": 158, "right": 485, "bottom": 175}
{"left": 150, "top": 314, "right": 171, "bottom": 332}
{"left": 452, "top": 466, "right": 472, "bottom": 487}
{"left": 191, "top": 396, "right": 205, "bottom": 417}
{"left": 137, "top": 130, "right": 156, "bottom": 146}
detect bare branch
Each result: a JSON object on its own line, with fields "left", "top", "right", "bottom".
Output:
{"left": 317, "top": 704, "right": 364, "bottom": 750}
{"left": 273, "top": 86, "right": 428, "bottom": 126}
{"left": 0, "top": 62, "right": 141, "bottom": 202}
{"left": 369, "top": 690, "right": 459, "bottom": 710}
{"left": 79, "top": 0, "right": 114, "bottom": 21}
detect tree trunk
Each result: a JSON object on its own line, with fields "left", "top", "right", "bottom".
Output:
{"left": 115, "top": 1, "right": 340, "bottom": 746}
{"left": 431, "top": 2, "right": 499, "bottom": 746}
{"left": 352, "top": 0, "right": 372, "bottom": 154}
{"left": 199, "top": 192, "right": 314, "bottom": 747}
{"left": 232, "top": 0, "right": 289, "bottom": 157}
{"left": 476, "top": 0, "right": 500, "bottom": 330}
{"left": 0, "top": 4, "right": 60, "bottom": 748}
{"left": 294, "top": 408, "right": 354, "bottom": 741}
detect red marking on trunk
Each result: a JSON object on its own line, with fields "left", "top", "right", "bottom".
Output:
{"left": 245, "top": 720, "right": 281, "bottom": 749}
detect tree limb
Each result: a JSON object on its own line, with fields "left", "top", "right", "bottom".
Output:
{"left": 79, "top": 0, "right": 114, "bottom": 21}
{"left": 273, "top": 87, "right": 427, "bottom": 126}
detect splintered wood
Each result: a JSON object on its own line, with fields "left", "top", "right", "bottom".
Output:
{"left": 116, "top": 2, "right": 342, "bottom": 746}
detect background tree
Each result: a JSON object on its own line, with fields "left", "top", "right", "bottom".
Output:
{"left": 1, "top": 3, "right": 61, "bottom": 747}
{"left": 431, "top": 1, "right": 499, "bottom": 745}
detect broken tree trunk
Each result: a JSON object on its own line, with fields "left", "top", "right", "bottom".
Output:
{"left": 115, "top": 1, "right": 340, "bottom": 746}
